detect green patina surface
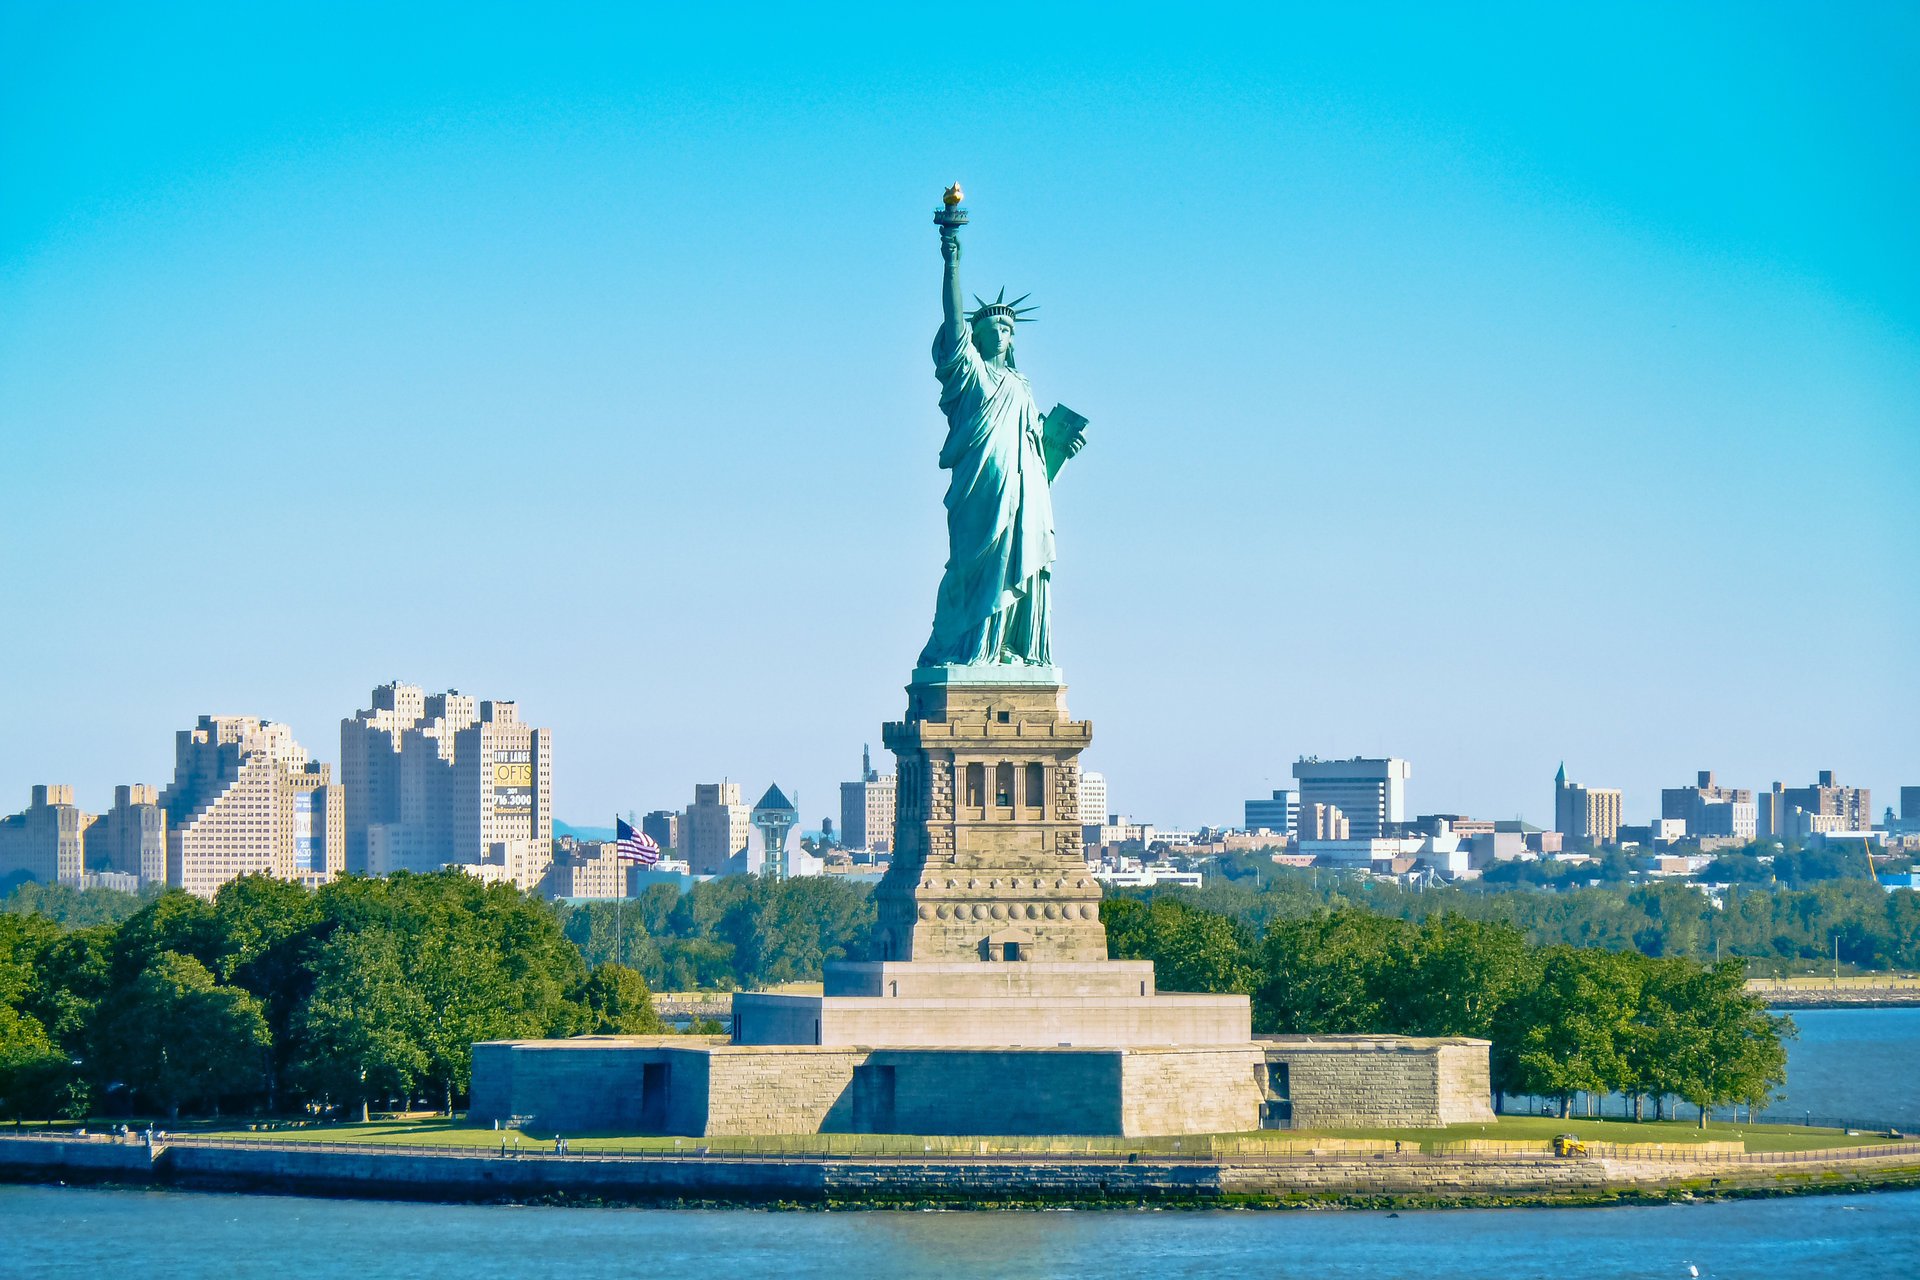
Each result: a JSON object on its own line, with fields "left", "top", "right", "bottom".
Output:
{"left": 918, "top": 198, "right": 1086, "bottom": 672}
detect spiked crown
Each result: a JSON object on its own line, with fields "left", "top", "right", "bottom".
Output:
{"left": 967, "top": 288, "right": 1038, "bottom": 325}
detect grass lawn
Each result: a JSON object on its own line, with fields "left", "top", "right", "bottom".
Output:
{"left": 188, "top": 1114, "right": 1905, "bottom": 1156}
{"left": 1304, "top": 1114, "right": 1903, "bottom": 1153}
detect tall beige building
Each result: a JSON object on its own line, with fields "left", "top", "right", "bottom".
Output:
{"left": 290, "top": 764, "right": 346, "bottom": 888}
{"left": 838, "top": 747, "right": 897, "bottom": 854}
{"left": 342, "top": 683, "right": 475, "bottom": 874}
{"left": 456, "top": 700, "right": 554, "bottom": 888}
{"left": 342, "top": 683, "right": 552, "bottom": 888}
{"left": 1298, "top": 802, "right": 1350, "bottom": 840}
{"left": 161, "top": 716, "right": 342, "bottom": 899}
{"left": 85, "top": 784, "right": 167, "bottom": 887}
{"left": 0, "top": 785, "right": 93, "bottom": 887}
{"left": 1553, "top": 764, "right": 1622, "bottom": 847}
{"left": 685, "top": 782, "right": 754, "bottom": 876}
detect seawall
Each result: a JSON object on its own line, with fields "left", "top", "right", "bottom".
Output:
{"left": 5, "top": 1134, "right": 1919, "bottom": 1208}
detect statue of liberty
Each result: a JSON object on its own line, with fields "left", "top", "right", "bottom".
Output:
{"left": 919, "top": 185, "right": 1088, "bottom": 671}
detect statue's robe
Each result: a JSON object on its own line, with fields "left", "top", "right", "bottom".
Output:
{"left": 919, "top": 323, "right": 1055, "bottom": 667}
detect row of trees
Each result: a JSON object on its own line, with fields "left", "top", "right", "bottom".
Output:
{"left": 0, "top": 867, "right": 1820, "bottom": 1125}
{"left": 0, "top": 872, "right": 662, "bottom": 1122}
{"left": 553, "top": 875, "right": 874, "bottom": 990}
{"left": 1180, "top": 857, "right": 1920, "bottom": 972}
{"left": 1105, "top": 897, "right": 1790, "bottom": 1121}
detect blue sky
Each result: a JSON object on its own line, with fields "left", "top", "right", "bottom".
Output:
{"left": 2, "top": 2, "right": 1915, "bottom": 832}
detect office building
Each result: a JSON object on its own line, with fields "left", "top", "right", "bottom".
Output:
{"left": 1243, "top": 789, "right": 1297, "bottom": 838}
{"left": 161, "top": 716, "right": 341, "bottom": 898}
{"left": 1079, "top": 770, "right": 1108, "bottom": 826}
{"left": 685, "top": 782, "right": 754, "bottom": 876}
{"left": 85, "top": 784, "right": 167, "bottom": 887}
{"left": 1291, "top": 758, "right": 1409, "bottom": 840}
{"left": 0, "top": 785, "right": 92, "bottom": 888}
{"left": 342, "top": 683, "right": 551, "bottom": 888}
{"left": 1660, "top": 770, "right": 1756, "bottom": 841}
{"left": 838, "top": 746, "right": 896, "bottom": 853}
{"left": 1552, "top": 763, "right": 1622, "bottom": 848}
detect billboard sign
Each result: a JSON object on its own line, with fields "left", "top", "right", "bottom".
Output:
{"left": 492, "top": 747, "right": 534, "bottom": 813}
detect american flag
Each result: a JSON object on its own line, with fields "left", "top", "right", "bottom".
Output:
{"left": 615, "top": 817, "right": 661, "bottom": 866}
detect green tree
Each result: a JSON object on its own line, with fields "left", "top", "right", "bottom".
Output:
{"left": 1254, "top": 910, "right": 1411, "bottom": 1034}
{"left": 111, "top": 891, "right": 224, "bottom": 983}
{"left": 0, "top": 1004, "right": 74, "bottom": 1123}
{"left": 214, "top": 875, "right": 323, "bottom": 1110}
{"left": 1491, "top": 946, "right": 1642, "bottom": 1116}
{"left": 91, "top": 951, "right": 271, "bottom": 1119}
{"left": 1667, "top": 960, "right": 1792, "bottom": 1127}
{"left": 1103, "top": 896, "right": 1255, "bottom": 994}
{"left": 294, "top": 928, "right": 430, "bottom": 1122}
{"left": 573, "top": 963, "right": 665, "bottom": 1034}
{"left": 1385, "top": 914, "right": 1533, "bottom": 1039}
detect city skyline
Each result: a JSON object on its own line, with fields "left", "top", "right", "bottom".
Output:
{"left": 0, "top": 690, "right": 1904, "bottom": 842}
{"left": 3, "top": 6, "right": 1915, "bottom": 833}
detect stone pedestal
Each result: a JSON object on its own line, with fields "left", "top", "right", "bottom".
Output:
{"left": 873, "top": 669, "right": 1103, "bottom": 963}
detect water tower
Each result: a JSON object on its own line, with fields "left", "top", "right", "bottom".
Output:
{"left": 750, "top": 783, "right": 799, "bottom": 880}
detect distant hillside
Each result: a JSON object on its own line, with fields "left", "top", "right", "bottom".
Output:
{"left": 554, "top": 820, "right": 616, "bottom": 841}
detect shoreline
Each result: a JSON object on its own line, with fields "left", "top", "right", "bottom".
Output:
{"left": 5, "top": 1134, "right": 1917, "bottom": 1212}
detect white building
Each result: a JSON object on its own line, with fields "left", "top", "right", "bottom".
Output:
{"left": 1079, "top": 770, "right": 1108, "bottom": 826}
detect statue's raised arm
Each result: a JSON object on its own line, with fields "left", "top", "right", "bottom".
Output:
{"left": 939, "top": 220, "right": 965, "bottom": 352}
{"left": 918, "top": 185, "right": 1083, "bottom": 673}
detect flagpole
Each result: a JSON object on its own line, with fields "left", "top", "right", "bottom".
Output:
{"left": 615, "top": 816, "right": 624, "bottom": 971}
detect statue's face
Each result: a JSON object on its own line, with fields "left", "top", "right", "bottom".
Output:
{"left": 975, "top": 315, "right": 1015, "bottom": 360}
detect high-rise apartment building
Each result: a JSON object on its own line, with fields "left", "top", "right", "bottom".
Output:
{"left": 1553, "top": 763, "right": 1623, "bottom": 848}
{"left": 1757, "top": 772, "right": 1874, "bottom": 840}
{"left": 161, "top": 716, "right": 342, "bottom": 898}
{"left": 1078, "top": 771, "right": 1108, "bottom": 827}
{"left": 838, "top": 746, "right": 897, "bottom": 853}
{"left": 341, "top": 683, "right": 551, "bottom": 887}
{"left": 685, "top": 782, "right": 753, "bottom": 876}
{"left": 85, "top": 784, "right": 167, "bottom": 887}
{"left": 1291, "top": 758, "right": 1409, "bottom": 840}
{"left": 0, "top": 785, "right": 92, "bottom": 887}
{"left": 1660, "top": 770, "right": 1756, "bottom": 840}
{"left": 1243, "top": 789, "right": 1297, "bottom": 837}
{"left": 1783, "top": 771, "right": 1872, "bottom": 833}
{"left": 453, "top": 700, "right": 553, "bottom": 886}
